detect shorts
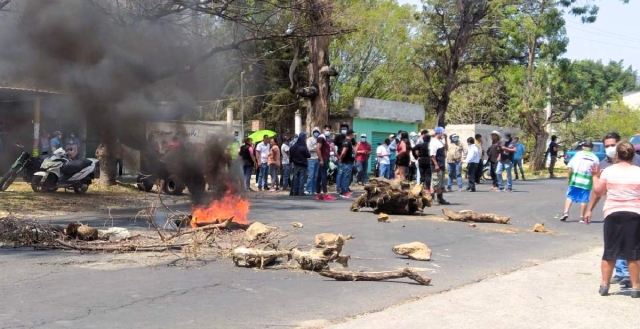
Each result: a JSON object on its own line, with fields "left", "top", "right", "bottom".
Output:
{"left": 431, "top": 170, "right": 444, "bottom": 189}
{"left": 603, "top": 211, "right": 640, "bottom": 261}
{"left": 566, "top": 186, "right": 590, "bottom": 204}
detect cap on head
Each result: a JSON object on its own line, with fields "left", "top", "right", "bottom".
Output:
{"left": 491, "top": 130, "right": 502, "bottom": 138}
{"left": 299, "top": 132, "right": 307, "bottom": 139}
{"left": 389, "top": 134, "right": 395, "bottom": 139}
{"left": 582, "top": 140, "right": 594, "bottom": 149}
{"left": 434, "top": 127, "right": 444, "bottom": 135}
{"left": 360, "top": 133, "right": 367, "bottom": 138}
{"left": 410, "top": 131, "right": 417, "bottom": 137}
{"left": 346, "top": 129, "right": 354, "bottom": 136}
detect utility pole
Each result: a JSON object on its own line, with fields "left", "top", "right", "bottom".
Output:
{"left": 240, "top": 70, "right": 245, "bottom": 138}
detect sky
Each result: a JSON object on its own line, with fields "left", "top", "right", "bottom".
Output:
{"left": 397, "top": 0, "right": 640, "bottom": 73}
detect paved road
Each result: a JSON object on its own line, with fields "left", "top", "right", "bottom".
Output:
{"left": 0, "top": 179, "right": 605, "bottom": 328}
{"left": 329, "top": 248, "right": 640, "bottom": 329}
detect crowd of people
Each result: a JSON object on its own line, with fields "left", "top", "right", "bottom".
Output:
{"left": 235, "top": 126, "right": 534, "bottom": 205}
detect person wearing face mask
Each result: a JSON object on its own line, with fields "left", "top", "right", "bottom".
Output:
{"left": 408, "top": 132, "right": 419, "bottom": 183}
{"left": 334, "top": 124, "right": 351, "bottom": 194}
{"left": 496, "top": 132, "right": 516, "bottom": 192}
{"left": 560, "top": 140, "right": 599, "bottom": 223}
{"left": 463, "top": 137, "right": 480, "bottom": 192}
{"left": 446, "top": 133, "right": 464, "bottom": 192}
{"left": 355, "top": 134, "right": 372, "bottom": 185}
{"left": 587, "top": 132, "right": 640, "bottom": 287}
{"left": 305, "top": 127, "right": 321, "bottom": 195}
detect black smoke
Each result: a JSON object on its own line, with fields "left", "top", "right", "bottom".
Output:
{"left": 0, "top": 0, "right": 243, "bottom": 205}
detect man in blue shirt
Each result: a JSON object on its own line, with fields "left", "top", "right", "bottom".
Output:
{"left": 50, "top": 131, "right": 62, "bottom": 153}
{"left": 513, "top": 136, "right": 525, "bottom": 180}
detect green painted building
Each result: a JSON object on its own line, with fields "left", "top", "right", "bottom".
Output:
{"left": 329, "top": 97, "right": 425, "bottom": 171}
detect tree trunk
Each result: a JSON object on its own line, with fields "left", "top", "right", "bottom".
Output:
{"left": 529, "top": 131, "right": 549, "bottom": 171}
{"left": 304, "top": 0, "right": 333, "bottom": 131}
{"left": 96, "top": 121, "right": 116, "bottom": 186}
{"left": 435, "top": 95, "right": 450, "bottom": 128}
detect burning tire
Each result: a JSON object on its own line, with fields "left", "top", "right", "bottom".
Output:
{"left": 163, "top": 175, "right": 185, "bottom": 195}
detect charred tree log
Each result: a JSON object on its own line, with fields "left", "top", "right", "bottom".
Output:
{"left": 318, "top": 268, "right": 432, "bottom": 285}
{"left": 232, "top": 247, "right": 292, "bottom": 269}
{"left": 442, "top": 208, "right": 510, "bottom": 224}
{"left": 350, "top": 178, "right": 432, "bottom": 215}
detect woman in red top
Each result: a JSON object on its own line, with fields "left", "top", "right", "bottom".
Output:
{"left": 395, "top": 132, "right": 410, "bottom": 181}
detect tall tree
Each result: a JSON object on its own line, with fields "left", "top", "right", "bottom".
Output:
{"left": 413, "top": 0, "right": 504, "bottom": 127}
{"left": 330, "top": 0, "right": 421, "bottom": 112}
{"left": 502, "top": 0, "right": 631, "bottom": 170}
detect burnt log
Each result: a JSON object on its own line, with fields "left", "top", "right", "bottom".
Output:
{"left": 442, "top": 209, "right": 510, "bottom": 224}
{"left": 318, "top": 268, "right": 431, "bottom": 285}
{"left": 350, "top": 178, "right": 432, "bottom": 215}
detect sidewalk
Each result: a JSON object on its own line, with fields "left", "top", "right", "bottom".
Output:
{"left": 328, "top": 248, "right": 640, "bottom": 329}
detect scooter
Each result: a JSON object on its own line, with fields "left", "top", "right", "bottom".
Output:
{"left": 31, "top": 148, "right": 98, "bottom": 194}
{"left": 0, "top": 144, "right": 43, "bottom": 191}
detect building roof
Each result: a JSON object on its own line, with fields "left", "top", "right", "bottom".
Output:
{"left": 349, "top": 97, "right": 425, "bottom": 123}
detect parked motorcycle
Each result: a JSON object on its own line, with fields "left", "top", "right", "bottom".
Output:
{"left": 31, "top": 148, "right": 98, "bottom": 194}
{"left": 0, "top": 144, "right": 43, "bottom": 191}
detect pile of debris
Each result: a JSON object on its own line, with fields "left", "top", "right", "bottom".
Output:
{"left": 350, "top": 178, "right": 432, "bottom": 215}
{"left": 231, "top": 222, "right": 432, "bottom": 285}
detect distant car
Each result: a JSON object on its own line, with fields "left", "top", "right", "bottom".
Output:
{"left": 630, "top": 134, "right": 640, "bottom": 154}
{"left": 563, "top": 142, "right": 605, "bottom": 165}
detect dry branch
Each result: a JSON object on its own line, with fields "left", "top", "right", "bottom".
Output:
{"left": 232, "top": 247, "right": 292, "bottom": 268}
{"left": 55, "top": 239, "right": 187, "bottom": 252}
{"left": 318, "top": 268, "right": 432, "bottom": 285}
{"left": 442, "top": 208, "right": 510, "bottom": 224}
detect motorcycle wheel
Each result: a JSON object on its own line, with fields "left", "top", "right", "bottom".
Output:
{"left": 162, "top": 175, "right": 185, "bottom": 195}
{"left": 31, "top": 175, "right": 44, "bottom": 193}
{"left": 0, "top": 169, "right": 18, "bottom": 191}
{"left": 482, "top": 169, "right": 491, "bottom": 181}
{"left": 73, "top": 184, "right": 89, "bottom": 194}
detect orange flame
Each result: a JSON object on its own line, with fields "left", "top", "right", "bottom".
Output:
{"left": 191, "top": 192, "right": 250, "bottom": 228}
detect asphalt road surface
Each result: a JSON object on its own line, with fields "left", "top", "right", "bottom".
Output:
{"left": 0, "top": 178, "right": 605, "bottom": 329}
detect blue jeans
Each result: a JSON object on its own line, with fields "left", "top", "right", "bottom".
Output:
{"left": 338, "top": 162, "right": 353, "bottom": 194}
{"left": 496, "top": 160, "right": 513, "bottom": 189}
{"left": 447, "top": 162, "right": 462, "bottom": 189}
{"left": 281, "top": 163, "right": 291, "bottom": 189}
{"left": 389, "top": 159, "right": 396, "bottom": 179}
{"left": 356, "top": 160, "right": 369, "bottom": 184}
{"left": 615, "top": 259, "right": 630, "bottom": 277}
{"left": 291, "top": 165, "right": 306, "bottom": 195}
{"left": 306, "top": 159, "right": 319, "bottom": 193}
{"left": 513, "top": 158, "right": 524, "bottom": 178}
{"left": 243, "top": 165, "right": 253, "bottom": 190}
{"left": 316, "top": 162, "right": 328, "bottom": 194}
{"left": 379, "top": 163, "right": 390, "bottom": 179}
{"left": 257, "top": 163, "right": 268, "bottom": 188}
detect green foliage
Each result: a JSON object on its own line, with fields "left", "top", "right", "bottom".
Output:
{"left": 330, "top": 0, "right": 423, "bottom": 112}
{"left": 555, "top": 102, "right": 640, "bottom": 145}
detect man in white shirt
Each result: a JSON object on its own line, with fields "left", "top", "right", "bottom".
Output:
{"left": 305, "top": 127, "right": 320, "bottom": 195}
{"left": 463, "top": 136, "right": 480, "bottom": 192}
{"left": 281, "top": 136, "right": 291, "bottom": 190}
{"left": 256, "top": 135, "right": 271, "bottom": 190}
{"left": 376, "top": 138, "right": 391, "bottom": 179}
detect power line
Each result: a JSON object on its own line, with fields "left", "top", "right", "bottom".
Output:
{"left": 569, "top": 35, "right": 640, "bottom": 50}
{"left": 565, "top": 21, "right": 640, "bottom": 44}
